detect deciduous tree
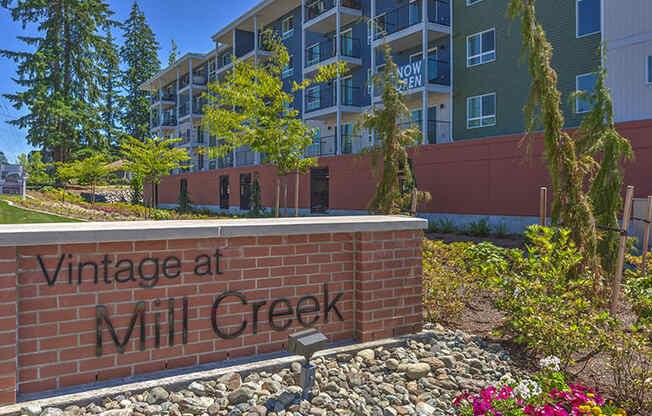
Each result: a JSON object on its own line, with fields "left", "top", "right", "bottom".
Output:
{"left": 204, "top": 30, "right": 343, "bottom": 217}
{"left": 74, "top": 154, "right": 116, "bottom": 205}
{"left": 120, "top": 136, "right": 191, "bottom": 216}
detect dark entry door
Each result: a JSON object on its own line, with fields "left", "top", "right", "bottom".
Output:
{"left": 219, "top": 175, "right": 230, "bottom": 210}
{"left": 310, "top": 167, "right": 329, "bottom": 213}
{"left": 240, "top": 173, "right": 251, "bottom": 211}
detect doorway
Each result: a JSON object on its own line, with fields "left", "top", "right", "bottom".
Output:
{"left": 219, "top": 175, "right": 229, "bottom": 210}
{"left": 310, "top": 167, "right": 329, "bottom": 214}
{"left": 240, "top": 173, "right": 251, "bottom": 211}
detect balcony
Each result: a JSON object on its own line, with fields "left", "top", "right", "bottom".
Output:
{"left": 179, "top": 74, "right": 207, "bottom": 91}
{"left": 161, "top": 117, "right": 177, "bottom": 127}
{"left": 218, "top": 154, "right": 234, "bottom": 169}
{"left": 340, "top": 134, "right": 365, "bottom": 154}
{"left": 304, "top": 36, "right": 362, "bottom": 73}
{"left": 305, "top": 84, "right": 362, "bottom": 117}
{"left": 374, "top": 57, "right": 450, "bottom": 100}
{"left": 150, "top": 93, "right": 176, "bottom": 107}
{"left": 396, "top": 120, "right": 451, "bottom": 144}
{"left": 305, "top": 135, "right": 336, "bottom": 157}
{"left": 304, "top": 0, "right": 362, "bottom": 33}
{"left": 235, "top": 148, "right": 255, "bottom": 166}
{"left": 373, "top": 1, "right": 450, "bottom": 49}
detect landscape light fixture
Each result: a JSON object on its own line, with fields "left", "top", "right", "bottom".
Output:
{"left": 287, "top": 329, "right": 327, "bottom": 400}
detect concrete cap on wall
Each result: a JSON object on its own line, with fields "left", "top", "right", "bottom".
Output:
{"left": 0, "top": 216, "right": 428, "bottom": 247}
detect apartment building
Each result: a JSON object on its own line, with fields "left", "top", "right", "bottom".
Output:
{"left": 142, "top": 0, "right": 652, "bottom": 229}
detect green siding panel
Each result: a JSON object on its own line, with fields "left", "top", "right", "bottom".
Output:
{"left": 452, "top": 0, "right": 601, "bottom": 140}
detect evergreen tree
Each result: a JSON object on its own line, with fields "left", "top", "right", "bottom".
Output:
{"left": 98, "top": 27, "right": 121, "bottom": 154}
{"left": 120, "top": 1, "right": 160, "bottom": 140}
{"left": 358, "top": 44, "right": 430, "bottom": 214}
{"left": 1, "top": 0, "right": 117, "bottom": 162}
{"left": 0, "top": 152, "right": 7, "bottom": 164}
{"left": 168, "top": 39, "right": 179, "bottom": 66}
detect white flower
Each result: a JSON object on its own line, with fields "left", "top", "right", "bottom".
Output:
{"left": 513, "top": 287, "right": 523, "bottom": 298}
{"left": 514, "top": 379, "right": 541, "bottom": 400}
{"left": 539, "top": 355, "right": 561, "bottom": 372}
{"left": 499, "top": 373, "right": 516, "bottom": 386}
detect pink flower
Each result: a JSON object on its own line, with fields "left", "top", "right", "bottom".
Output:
{"left": 453, "top": 393, "right": 471, "bottom": 406}
{"left": 498, "top": 386, "right": 513, "bottom": 399}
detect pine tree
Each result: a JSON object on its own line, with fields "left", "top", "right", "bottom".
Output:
{"left": 98, "top": 27, "right": 121, "bottom": 155}
{"left": 168, "top": 39, "right": 179, "bottom": 66}
{"left": 120, "top": 1, "right": 160, "bottom": 140}
{"left": 1, "top": 0, "right": 117, "bottom": 162}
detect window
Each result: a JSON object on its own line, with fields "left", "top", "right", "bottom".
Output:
{"left": 307, "top": 43, "right": 320, "bottom": 66}
{"left": 467, "top": 29, "right": 495, "bottom": 67}
{"left": 282, "top": 16, "right": 294, "bottom": 39}
{"left": 307, "top": 85, "right": 320, "bottom": 111}
{"left": 576, "top": 72, "right": 598, "bottom": 113}
{"left": 282, "top": 55, "right": 294, "bottom": 78}
{"left": 647, "top": 56, "right": 652, "bottom": 84}
{"left": 577, "top": 0, "right": 600, "bottom": 37}
{"left": 467, "top": 93, "right": 496, "bottom": 128}
{"left": 467, "top": 0, "right": 484, "bottom": 4}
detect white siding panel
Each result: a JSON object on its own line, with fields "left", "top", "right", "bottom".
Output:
{"left": 607, "top": 42, "right": 652, "bottom": 122}
{"left": 604, "top": 0, "right": 652, "bottom": 42}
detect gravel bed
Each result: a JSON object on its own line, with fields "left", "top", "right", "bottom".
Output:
{"left": 20, "top": 326, "right": 525, "bottom": 416}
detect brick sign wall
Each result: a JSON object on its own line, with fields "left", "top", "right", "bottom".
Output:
{"left": 0, "top": 217, "right": 426, "bottom": 405}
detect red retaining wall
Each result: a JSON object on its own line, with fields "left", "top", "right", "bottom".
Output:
{"left": 153, "top": 119, "right": 652, "bottom": 216}
{"left": 0, "top": 217, "right": 425, "bottom": 404}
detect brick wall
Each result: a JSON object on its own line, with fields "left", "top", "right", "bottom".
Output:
{"left": 0, "top": 224, "right": 423, "bottom": 404}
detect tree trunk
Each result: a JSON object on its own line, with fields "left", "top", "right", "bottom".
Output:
{"left": 275, "top": 178, "right": 280, "bottom": 218}
{"left": 92, "top": 183, "right": 96, "bottom": 206}
{"left": 284, "top": 177, "right": 288, "bottom": 217}
{"left": 295, "top": 169, "right": 299, "bottom": 217}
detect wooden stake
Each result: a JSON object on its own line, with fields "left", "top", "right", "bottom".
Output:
{"left": 540, "top": 187, "right": 547, "bottom": 227}
{"left": 642, "top": 196, "right": 652, "bottom": 273}
{"left": 611, "top": 185, "right": 634, "bottom": 314}
{"left": 295, "top": 170, "right": 299, "bottom": 217}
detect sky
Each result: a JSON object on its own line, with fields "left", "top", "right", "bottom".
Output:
{"left": 0, "top": 0, "right": 260, "bottom": 163}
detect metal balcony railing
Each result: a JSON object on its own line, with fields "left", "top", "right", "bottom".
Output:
{"left": 305, "top": 37, "right": 361, "bottom": 68}
{"left": 235, "top": 149, "right": 255, "bottom": 166}
{"left": 397, "top": 120, "right": 451, "bottom": 144}
{"left": 305, "top": 0, "right": 334, "bottom": 22}
{"left": 304, "top": 0, "right": 361, "bottom": 22}
{"left": 218, "top": 155, "right": 234, "bottom": 169}
{"left": 305, "top": 84, "right": 362, "bottom": 113}
{"left": 340, "top": 135, "right": 364, "bottom": 154}
{"left": 180, "top": 74, "right": 190, "bottom": 89}
{"left": 161, "top": 117, "right": 177, "bottom": 127}
{"left": 305, "top": 135, "right": 337, "bottom": 157}
{"left": 179, "top": 104, "right": 189, "bottom": 118}
{"left": 374, "top": 0, "right": 449, "bottom": 39}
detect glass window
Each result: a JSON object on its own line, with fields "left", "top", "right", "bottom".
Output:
{"left": 577, "top": 0, "right": 600, "bottom": 37}
{"left": 576, "top": 72, "right": 598, "bottom": 113}
{"left": 467, "top": 29, "right": 495, "bottom": 67}
{"left": 282, "top": 16, "right": 294, "bottom": 39}
{"left": 467, "top": 93, "right": 496, "bottom": 128}
{"left": 467, "top": 0, "right": 483, "bottom": 4}
{"left": 306, "top": 85, "right": 320, "bottom": 111}
{"left": 282, "top": 55, "right": 294, "bottom": 79}
{"left": 648, "top": 56, "right": 652, "bottom": 83}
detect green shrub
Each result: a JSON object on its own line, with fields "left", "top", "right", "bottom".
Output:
{"left": 466, "top": 217, "right": 491, "bottom": 236}
{"left": 606, "top": 329, "right": 652, "bottom": 416}
{"left": 624, "top": 251, "right": 651, "bottom": 328}
{"left": 427, "top": 217, "right": 459, "bottom": 234}
{"left": 469, "top": 225, "right": 616, "bottom": 371}
{"left": 494, "top": 222, "right": 509, "bottom": 238}
{"left": 422, "top": 240, "right": 477, "bottom": 324}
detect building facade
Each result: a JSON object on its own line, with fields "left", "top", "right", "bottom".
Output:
{"left": 141, "top": 0, "right": 652, "bottom": 229}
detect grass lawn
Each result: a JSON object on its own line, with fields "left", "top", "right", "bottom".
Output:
{"left": 0, "top": 199, "right": 81, "bottom": 224}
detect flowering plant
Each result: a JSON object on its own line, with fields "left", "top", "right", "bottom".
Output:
{"left": 452, "top": 356, "right": 627, "bottom": 416}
